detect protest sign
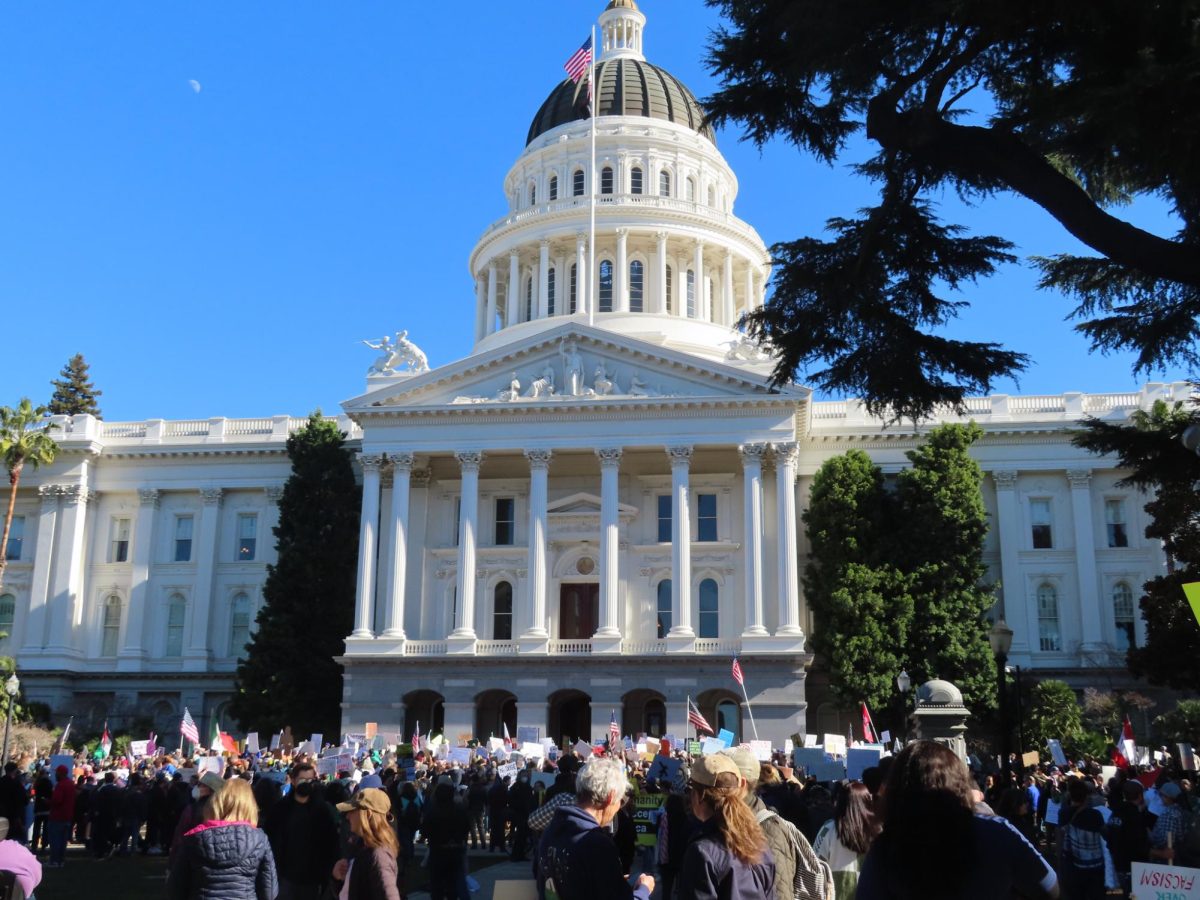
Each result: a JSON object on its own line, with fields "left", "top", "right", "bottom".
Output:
{"left": 717, "top": 729, "right": 735, "bottom": 748}
{"left": 246, "top": 732, "right": 260, "bottom": 755}
{"left": 700, "top": 737, "right": 726, "bottom": 756}
{"left": 880, "top": 730, "right": 891, "bottom": 744}
{"left": 1047, "top": 739, "right": 1068, "bottom": 767}
{"left": 688, "top": 740, "right": 702, "bottom": 755}
{"left": 1131, "top": 861, "right": 1200, "bottom": 899}
{"left": 1101, "top": 766, "right": 1118, "bottom": 783}
{"left": 488, "top": 737, "right": 505, "bottom": 752}
{"left": 1021, "top": 751, "right": 1041, "bottom": 769}
{"left": 847, "top": 746, "right": 884, "bottom": 781}
{"left": 632, "top": 793, "right": 666, "bottom": 848}
{"left": 749, "top": 740, "right": 772, "bottom": 762}
{"left": 129, "top": 740, "right": 149, "bottom": 758}
{"left": 448, "top": 747, "right": 473, "bottom": 766}
{"left": 51, "top": 755, "right": 74, "bottom": 783}
{"left": 1183, "top": 582, "right": 1200, "bottom": 628}
{"left": 197, "top": 757, "right": 223, "bottom": 777}
{"left": 646, "top": 756, "right": 683, "bottom": 785}
{"left": 804, "top": 734, "right": 819, "bottom": 748}
{"left": 370, "top": 735, "right": 388, "bottom": 752}
{"left": 824, "top": 734, "right": 847, "bottom": 758}
{"left": 531, "top": 773, "right": 555, "bottom": 791}
{"left": 1180, "top": 743, "right": 1197, "bottom": 771}
{"left": 521, "top": 741, "right": 545, "bottom": 760}
{"left": 365, "top": 722, "right": 377, "bottom": 740}
{"left": 516, "top": 726, "right": 540, "bottom": 744}
{"left": 574, "top": 740, "right": 592, "bottom": 758}
{"left": 316, "top": 756, "right": 338, "bottom": 777}
{"left": 270, "top": 733, "right": 281, "bottom": 751}
{"left": 497, "top": 762, "right": 519, "bottom": 781}
{"left": 309, "top": 734, "right": 323, "bottom": 752}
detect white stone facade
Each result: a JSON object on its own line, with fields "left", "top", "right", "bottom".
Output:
{"left": 3, "top": 2, "right": 1185, "bottom": 747}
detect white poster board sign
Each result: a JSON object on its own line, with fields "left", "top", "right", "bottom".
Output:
{"left": 197, "top": 757, "right": 223, "bottom": 777}
{"left": 1131, "top": 862, "right": 1200, "bottom": 898}
{"left": 573, "top": 740, "right": 593, "bottom": 758}
{"left": 496, "top": 763, "right": 519, "bottom": 781}
{"left": 824, "top": 734, "right": 847, "bottom": 758}
{"left": 521, "top": 741, "right": 545, "bottom": 760}
{"left": 488, "top": 737, "right": 505, "bottom": 752}
{"left": 129, "top": 740, "right": 149, "bottom": 758}
{"left": 246, "top": 732, "right": 260, "bottom": 755}
{"left": 448, "top": 747, "right": 473, "bottom": 766}
{"left": 316, "top": 756, "right": 338, "bottom": 778}
{"left": 700, "top": 737, "right": 726, "bottom": 756}
{"left": 749, "top": 740, "right": 773, "bottom": 762}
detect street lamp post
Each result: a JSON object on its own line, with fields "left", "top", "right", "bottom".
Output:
{"left": 896, "top": 670, "right": 911, "bottom": 744}
{"left": 1, "top": 672, "right": 19, "bottom": 768}
{"left": 989, "top": 620, "right": 1014, "bottom": 784}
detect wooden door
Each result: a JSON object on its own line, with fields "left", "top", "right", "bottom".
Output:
{"left": 558, "top": 583, "right": 599, "bottom": 639}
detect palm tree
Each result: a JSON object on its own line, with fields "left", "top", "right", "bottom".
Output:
{"left": 0, "top": 399, "right": 59, "bottom": 589}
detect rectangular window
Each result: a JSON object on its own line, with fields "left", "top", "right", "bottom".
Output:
{"left": 599, "top": 261, "right": 613, "bottom": 312}
{"left": 110, "top": 517, "right": 131, "bottom": 563}
{"left": 659, "top": 170, "right": 671, "bottom": 197}
{"left": 453, "top": 497, "right": 461, "bottom": 546}
{"left": 657, "top": 495, "right": 672, "bottom": 543}
{"left": 1105, "top": 499, "right": 1129, "bottom": 548}
{"left": 549, "top": 175, "right": 558, "bottom": 202}
{"left": 601, "top": 167, "right": 614, "bottom": 195}
{"left": 547, "top": 268, "right": 556, "bottom": 317}
{"left": 573, "top": 169, "right": 585, "bottom": 197}
{"left": 165, "top": 601, "right": 185, "bottom": 657}
{"left": 686, "top": 270, "right": 696, "bottom": 318}
{"left": 697, "top": 493, "right": 718, "bottom": 542}
{"left": 1030, "top": 499, "right": 1053, "bottom": 549}
{"left": 665, "top": 266, "right": 673, "bottom": 314}
{"left": 630, "top": 168, "right": 643, "bottom": 194}
{"left": 629, "top": 261, "right": 644, "bottom": 313}
{"left": 174, "top": 515, "right": 194, "bottom": 562}
{"left": 236, "top": 513, "right": 257, "bottom": 561}
{"left": 4, "top": 516, "right": 23, "bottom": 562}
{"left": 495, "top": 497, "right": 515, "bottom": 546}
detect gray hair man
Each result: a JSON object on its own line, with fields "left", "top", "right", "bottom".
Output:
{"left": 722, "top": 747, "right": 799, "bottom": 900}
{"left": 535, "top": 757, "right": 654, "bottom": 900}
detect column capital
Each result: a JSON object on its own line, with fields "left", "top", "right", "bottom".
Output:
{"left": 596, "top": 448, "right": 623, "bottom": 467}
{"left": 1066, "top": 469, "right": 1092, "bottom": 488}
{"left": 665, "top": 446, "right": 693, "bottom": 467}
{"left": 509, "top": 249, "right": 520, "bottom": 261}
{"left": 772, "top": 442, "right": 799, "bottom": 467}
{"left": 199, "top": 487, "right": 224, "bottom": 507}
{"left": 37, "top": 484, "right": 59, "bottom": 507}
{"left": 539, "top": 238, "right": 551, "bottom": 250}
{"left": 56, "top": 484, "right": 94, "bottom": 505}
{"left": 576, "top": 232, "right": 587, "bottom": 246}
{"left": 264, "top": 485, "right": 285, "bottom": 505}
{"left": 615, "top": 227, "right": 627, "bottom": 237}
{"left": 137, "top": 488, "right": 161, "bottom": 508}
{"left": 524, "top": 449, "right": 554, "bottom": 469}
{"left": 739, "top": 443, "right": 769, "bottom": 464}
{"left": 389, "top": 452, "right": 415, "bottom": 472}
{"left": 410, "top": 469, "right": 432, "bottom": 488}
{"left": 359, "top": 453, "right": 386, "bottom": 472}
{"left": 487, "top": 259, "right": 497, "bottom": 273}
{"left": 992, "top": 470, "right": 1019, "bottom": 489}
{"left": 655, "top": 230, "right": 668, "bottom": 241}
{"left": 455, "top": 450, "right": 485, "bottom": 471}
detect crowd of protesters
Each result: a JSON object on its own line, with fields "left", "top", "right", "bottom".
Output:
{"left": 0, "top": 734, "right": 1192, "bottom": 899}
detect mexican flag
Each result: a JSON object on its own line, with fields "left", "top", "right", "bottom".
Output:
{"left": 97, "top": 722, "right": 112, "bottom": 759}
{"left": 210, "top": 718, "right": 224, "bottom": 752}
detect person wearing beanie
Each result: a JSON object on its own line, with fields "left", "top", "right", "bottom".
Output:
{"left": 47, "top": 765, "right": 76, "bottom": 867}
{"left": 721, "top": 747, "right": 798, "bottom": 900}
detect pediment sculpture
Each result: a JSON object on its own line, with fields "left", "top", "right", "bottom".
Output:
{"left": 363, "top": 330, "right": 430, "bottom": 375}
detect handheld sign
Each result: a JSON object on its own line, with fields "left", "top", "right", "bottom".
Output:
{"left": 1047, "top": 739, "right": 1068, "bottom": 767}
{"left": 1131, "top": 861, "right": 1200, "bottom": 899}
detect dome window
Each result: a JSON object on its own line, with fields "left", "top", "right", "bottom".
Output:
{"left": 525, "top": 276, "right": 534, "bottom": 322}
{"left": 630, "top": 166, "right": 643, "bottom": 195}
{"left": 601, "top": 166, "right": 614, "bottom": 195}
{"left": 547, "top": 267, "right": 557, "bottom": 316}
{"left": 549, "top": 174, "right": 559, "bottom": 201}
{"left": 659, "top": 170, "right": 671, "bottom": 197}
{"left": 686, "top": 177, "right": 696, "bottom": 202}
{"left": 569, "top": 263, "right": 578, "bottom": 314}
{"left": 599, "top": 260, "right": 614, "bottom": 312}
{"left": 665, "top": 265, "right": 673, "bottom": 313}
{"left": 686, "top": 269, "right": 696, "bottom": 318}
{"left": 630, "top": 261, "right": 644, "bottom": 312}
{"left": 707, "top": 184, "right": 715, "bottom": 207}
{"left": 529, "top": 182, "right": 537, "bottom": 206}
{"left": 573, "top": 169, "right": 586, "bottom": 197}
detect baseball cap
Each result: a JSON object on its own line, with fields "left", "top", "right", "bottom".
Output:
{"left": 336, "top": 786, "right": 391, "bottom": 816}
{"left": 1161, "top": 782, "right": 1183, "bottom": 800}
{"left": 200, "top": 773, "right": 226, "bottom": 794}
{"left": 721, "top": 747, "right": 759, "bottom": 784}
{"left": 689, "top": 754, "right": 742, "bottom": 788}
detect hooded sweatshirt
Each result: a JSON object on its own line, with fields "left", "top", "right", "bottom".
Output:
{"left": 536, "top": 803, "right": 651, "bottom": 900}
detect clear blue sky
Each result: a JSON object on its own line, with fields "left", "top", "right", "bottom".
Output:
{"left": 0, "top": 1, "right": 1188, "bottom": 421}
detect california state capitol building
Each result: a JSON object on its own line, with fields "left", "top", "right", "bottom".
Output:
{"left": 3, "top": 0, "right": 1187, "bottom": 750}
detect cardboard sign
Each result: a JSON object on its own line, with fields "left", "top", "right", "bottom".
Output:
{"left": 246, "top": 732, "right": 260, "bottom": 755}
{"left": 847, "top": 746, "right": 884, "bottom": 781}
{"left": 1021, "top": 751, "right": 1041, "bottom": 769}
{"left": 750, "top": 740, "right": 773, "bottom": 762}
{"left": 1131, "top": 862, "right": 1200, "bottom": 898}
{"left": 1047, "top": 739, "right": 1068, "bottom": 767}
{"left": 129, "top": 740, "right": 149, "bottom": 758}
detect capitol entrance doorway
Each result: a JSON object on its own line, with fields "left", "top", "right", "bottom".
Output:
{"left": 558, "top": 583, "right": 598, "bottom": 640}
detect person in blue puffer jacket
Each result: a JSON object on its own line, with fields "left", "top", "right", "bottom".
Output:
{"left": 168, "top": 777, "right": 277, "bottom": 900}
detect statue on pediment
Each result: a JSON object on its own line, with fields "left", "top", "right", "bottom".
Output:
{"left": 724, "top": 331, "right": 770, "bottom": 362}
{"left": 526, "top": 364, "right": 556, "bottom": 399}
{"left": 593, "top": 362, "right": 617, "bottom": 396}
{"left": 498, "top": 373, "right": 522, "bottom": 402}
{"left": 363, "top": 330, "right": 430, "bottom": 375}
{"left": 560, "top": 338, "right": 585, "bottom": 396}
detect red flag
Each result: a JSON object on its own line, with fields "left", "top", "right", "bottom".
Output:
{"left": 731, "top": 657, "right": 744, "bottom": 687}
{"left": 860, "top": 702, "right": 878, "bottom": 744}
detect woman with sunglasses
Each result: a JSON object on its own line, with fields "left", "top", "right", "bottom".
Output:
{"left": 332, "top": 788, "right": 403, "bottom": 900}
{"left": 676, "top": 754, "right": 776, "bottom": 899}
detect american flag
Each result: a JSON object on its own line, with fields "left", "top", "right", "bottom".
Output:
{"left": 688, "top": 699, "right": 713, "bottom": 735}
{"left": 412, "top": 721, "right": 421, "bottom": 755}
{"left": 180, "top": 707, "right": 200, "bottom": 744}
{"left": 731, "top": 657, "right": 744, "bottom": 686}
{"left": 564, "top": 36, "right": 593, "bottom": 85}
{"left": 609, "top": 710, "right": 621, "bottom": 749}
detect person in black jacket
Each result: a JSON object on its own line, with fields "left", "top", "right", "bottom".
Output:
{"left": 263, "top": 763, "right": 339, "bottom": 900}
{"left": 168, "top": 777, "right": 277, "bottom": 900}
{"left": 487, "top": 775, "right": 510, "bottom": 853}
{"left": 422, "top": 781, "right": 470, "bottom": 900}
{"left": 508, "top": 771, "right": 536, "bottom": 861}
{"left": 0, "top": 764, "right": 28, "bottom": 845}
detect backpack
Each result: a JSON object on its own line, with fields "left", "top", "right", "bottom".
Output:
{"left": 757, "top": 807, "right": 836, "bottom": 900}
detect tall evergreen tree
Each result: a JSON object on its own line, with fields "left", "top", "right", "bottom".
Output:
{"left": 804, "top": 424, "right": 995, "bottom": 712}
{"left": 48, "top": 354, "right": 103, "bottom": 418}
{"left": 230, "top": 413, "right": 359, "bottom": 737}
{"left": 1073, "top": 399, "right": 1200, "bottom": 691}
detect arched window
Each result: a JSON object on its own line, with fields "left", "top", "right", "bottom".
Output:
{"left": 1113, "top": 582, "right": 1136, "bottom": 650}
{"left": 698, "top": 578, "right": 719, "bottom": 638}
{"left": 573, "top": 169, "right": 585, "bottom": 197}
{"left": 494, "top": 581, "right": 513, "bottom": 640}
{"left": 716, "top": 699, "right": 739, "bottom": 741}
{"left": 1037, "top": 583, "right": 1061, "bottom": 652}
{"left": 229, "top": 592, "right": 251, "bottom": 658}
{"left": 529, "top": 182, "right": 537, "bottom": 206}
{"left": 525, "top": 275, "right": 534, "bottom": 322}
{"left": 549, "top": 174, "right": 558, "bottom": 201}
{"left": 659, "top": 170, "right": 671, "bottom": 197}
{"left": 569, "top": 263, "right": 578, "bottom": 314}
{"left": 686, "top": 269, "right": 696, "bottom": 318}
{"left": 165, "top": 593, "right": 185, "bottom": 658}
{"left": 665, "top": 265, "right": 673, "bottom": 314}
{"left": 707, "top": 184, "right": 716, "bottom": 207}
{"left": 629, "top": 260, "right": 644, "bottom": 312}
{"left": 686, "top": 177, "right": 696, "bottom": 202}
{"left": 601, "top": 166, "right": 614, "bottom": 195}
{"left": 547, "top": 267, "right": 556, "bottom": 317}
{"left": 656, "top": 580, "right": 672, "bottom": 639}
{"left": 101, "top": 595, "right": 121, "bottom": 656}
{"left": 599, "top": 260, "right": 614, "bottom": 312}
{"left": 0, "top": 594, "right": 13, "bottom": 654}
{"left": 630, "top": 166, "right": 643, "bottom": 194}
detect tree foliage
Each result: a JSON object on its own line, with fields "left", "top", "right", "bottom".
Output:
{"left": 1026, "top": 679, "right": 1083, "bottom": 752}
{"left": 705, "top": 0, "right": 1200, "bottom": 419}
{"left": 48, "top": 353, "right": 103, "bottom": 418}
{"left": 230, "top": 413, "right": 359, "bottom": 738}
{"left": 1154, "top": 699, "right": 1200, "bottom": 747}
{"left": 0, "top": 399, "right": 58, "bottom": 588}
{"left": 804, "top": 423, "right": 994, "bottom": 711}
{"left": 1073, "top": 399, "right": 1200, "bottom": 690}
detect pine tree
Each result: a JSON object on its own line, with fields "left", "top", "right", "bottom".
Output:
{"left": 230, "top": 413, "right": 359, "bottom": 737}
{"left": 48, "top": 354, "right": 103, "bottom": 418}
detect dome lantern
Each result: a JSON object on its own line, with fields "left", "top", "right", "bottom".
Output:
{"left": 599, "top": 0, "right": 646, "bottom": 62}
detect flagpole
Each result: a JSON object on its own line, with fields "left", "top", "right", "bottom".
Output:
{"left": 686, "top": 694, "right": 692, "bottom": 746}
{"left": 739, "top": 680, "right": 759, "bottom": 741}
{"left": 587, "top": 24, "right": 597, "bottom": 328}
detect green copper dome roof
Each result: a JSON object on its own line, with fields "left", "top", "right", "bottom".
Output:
{"left": 526, "top": 57, "right": 716, "bottom": 146}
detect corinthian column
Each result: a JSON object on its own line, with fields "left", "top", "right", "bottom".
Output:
{"left": 522, "top": 449, "right": 552, "bottom": 647}
{"left": 666, "top": 446, "right": 695, "bottom": 644}
{"left": 740, "top": 444, "right": 769, "bottom": 637}
{"left": 595, "top": 448, "right": 623, "bottom": 651}
{"left": 773, "top": 443, "right": 804, "bottom": 638}
{"left": 351, "top": 454, "right": 384, "bottom": 640}
{"left": 382, "top": 453, "right": 413, "bottom": 641}
{"left": 449, "top": 451, "right": 484, "bottom": 648}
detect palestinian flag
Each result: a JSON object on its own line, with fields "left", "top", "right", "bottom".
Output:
{"left": 97, "top": 722, "right": 112, "bottom": 759}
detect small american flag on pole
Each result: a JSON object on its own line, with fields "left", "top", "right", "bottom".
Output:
{"left": 688, "top": 699, "right": 713, "bottom": 735}
{"left": 609, "top": 710, "right": 621, "bottom": 749}
{"left": 731, "top": 657, "right": 744, "bottom": 686}
{"left": 180, "top": 707, "right": 200, "bottom": 745}
{"left": 564, "top": 36, "right": 593, "bottom": 84}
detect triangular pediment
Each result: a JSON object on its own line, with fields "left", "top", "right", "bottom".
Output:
{"left": 342, "top": 322, "right": 808, "bottom": 414}
{"left": 547, "top": 492, "right": 639, "bottom": 518}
